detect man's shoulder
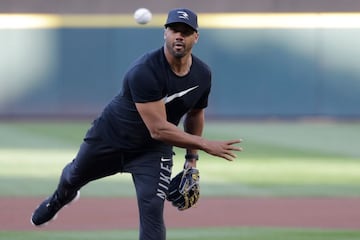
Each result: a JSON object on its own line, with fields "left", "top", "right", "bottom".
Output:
{"left": 192, "top": 54, "right": 212, "bottom": 75}
{"left": 126, "top": 47, "right": 164, "bottom": 75}
{"left": 124, "top": 47, "right": 167, "bottom": 88}
{"left": 192, "top": 54, "right": 211, "bottom": 70}
{"left": 134, "top": 47, "right": 163, "bottom": 65}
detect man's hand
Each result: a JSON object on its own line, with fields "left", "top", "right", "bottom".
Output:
{"left": 203, "top": 139, "right": 242, "bottom": 161}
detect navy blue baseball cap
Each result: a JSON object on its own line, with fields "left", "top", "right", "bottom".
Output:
{"left": 164, "top": 8, "right": 198, "bottom": 32}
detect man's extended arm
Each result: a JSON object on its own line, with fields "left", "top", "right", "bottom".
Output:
{"left": 135, "top": 100, "right": 241, "bottom": 161}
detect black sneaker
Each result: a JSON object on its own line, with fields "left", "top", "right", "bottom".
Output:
{"left": 31, "top": 190, "right": 80, "bottom": 226}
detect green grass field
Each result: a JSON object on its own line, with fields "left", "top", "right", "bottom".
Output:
{"left": 1, "top": 120, "right": 360, "bottom": 239}
{"left": 2, "top": 228, "right": 360, "bottom": 240}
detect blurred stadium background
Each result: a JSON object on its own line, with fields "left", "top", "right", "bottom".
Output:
{"left": 1, "top": 0, "right": 360, "bottom": 119}
{"left": 1, "top": 1, "right": 360, "bottom": 239}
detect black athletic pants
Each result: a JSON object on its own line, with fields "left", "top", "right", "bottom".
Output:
{"left": 57, "top": 138, "right": 173, "bottom": 240}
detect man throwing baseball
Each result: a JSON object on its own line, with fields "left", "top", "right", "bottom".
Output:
{"left": 31, "top": 8, "right": 242, "bottom": 240}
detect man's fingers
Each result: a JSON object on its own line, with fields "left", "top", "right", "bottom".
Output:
{"left": 229, "top": 146, "right": 242, "bottom": 151}
{"left": 223, "top": 139, "right": 243, "bottom": 160}
{"left": 222, "top": 155, "right": 234, "bottom": 161}
{"left": 226, "top": 139, "right": 243, "bottom": 152}
{"left": 228, "top": 139, "right": 242, "bottom": 144}
{"left": 226, "top": 139, "right": 242, "bottom": 147}
{"left": 221, "top": 150, "right": 238, "bottom": 161}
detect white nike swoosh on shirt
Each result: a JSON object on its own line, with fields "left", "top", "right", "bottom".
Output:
{"left": 164, "top": 86, "right": 199, "bottom": 104}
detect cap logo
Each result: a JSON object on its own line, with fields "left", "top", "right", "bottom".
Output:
{"left": 177, "top": 11, "right": 189, "bottom": 20}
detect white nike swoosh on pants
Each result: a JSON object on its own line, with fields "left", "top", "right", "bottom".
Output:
{"left": 161, "top": 157, "right": 172, "bottom": 162}
{"left": 164, "top": 86, "right": 199, "bottom": 104}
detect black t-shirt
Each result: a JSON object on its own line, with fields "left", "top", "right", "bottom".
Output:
{"left": 86, "top": 47, "right": 212, "bottom": 151}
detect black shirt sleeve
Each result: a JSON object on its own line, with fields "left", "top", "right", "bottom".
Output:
{"left": 127, "top": 64, "right": 165, "bottom": 103}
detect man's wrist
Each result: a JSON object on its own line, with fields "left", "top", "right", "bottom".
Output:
{"left": 185, "top": 153, "right": 199, "bottom": 161}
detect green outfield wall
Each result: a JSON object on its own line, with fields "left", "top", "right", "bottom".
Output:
{"left": 1, "top": 15, "right": 360, "bottom": 118}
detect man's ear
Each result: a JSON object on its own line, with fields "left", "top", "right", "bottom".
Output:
{"left": 194, "top": 32, "right": 199, "bottom": 43}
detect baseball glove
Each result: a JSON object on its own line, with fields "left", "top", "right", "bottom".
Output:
{"left": 167, "top": 167, "right": 200, "bottom": 211}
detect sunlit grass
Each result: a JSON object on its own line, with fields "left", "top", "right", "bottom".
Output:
{"left": 0, "top": 121, "right": 359, "bottom": 197}
{"left": 2, "top": 149, "right": 359, "bottom": 184}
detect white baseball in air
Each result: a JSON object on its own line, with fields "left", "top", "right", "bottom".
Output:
{"left": 134, "top": 8, "right": 152, "bottom": 24}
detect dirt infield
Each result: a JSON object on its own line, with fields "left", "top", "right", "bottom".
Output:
{"left": 1, "top": 197, "right": 360, "bottom": 231}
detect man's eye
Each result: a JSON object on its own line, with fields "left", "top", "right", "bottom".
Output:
{"left": 170, "top": 27, "right": 193, "bottom": 36}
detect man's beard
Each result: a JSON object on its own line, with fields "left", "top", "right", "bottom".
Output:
{"left": 173, "top": 51, "right": 185, "bottom": 58}
{"left": 167, "top": 41, "right": 186, "bottom": 58}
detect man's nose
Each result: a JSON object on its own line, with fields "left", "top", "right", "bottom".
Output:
{"left": 175, "top": 32, "right": 185, "bottom": 39}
